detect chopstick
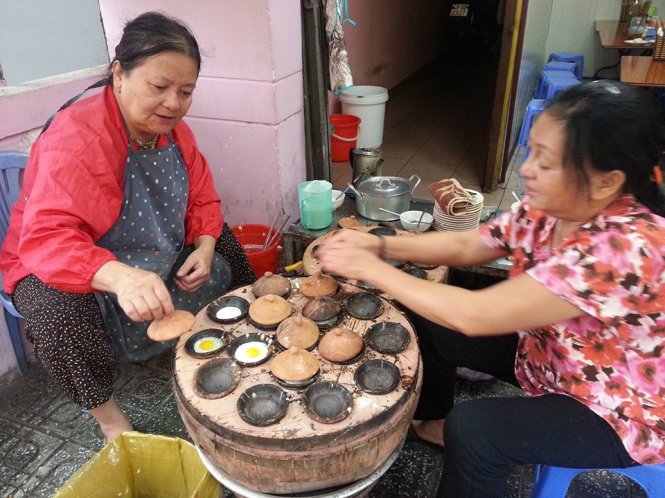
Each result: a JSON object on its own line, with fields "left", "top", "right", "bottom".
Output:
{"left": 512, "top": 191, "right": 522, "bottom": 205}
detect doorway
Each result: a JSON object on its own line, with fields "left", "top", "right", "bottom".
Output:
{"left": 301, "top": 0, "right": 527, "bottom": 204}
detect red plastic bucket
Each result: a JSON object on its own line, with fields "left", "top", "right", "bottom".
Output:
{"left": 330, "top": 114, "right": 361, "bottom": 162}
{"left": 231, "top": 224, "right": 282, "bottom": 277}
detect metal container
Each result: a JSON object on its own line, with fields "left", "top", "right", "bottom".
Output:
{"left": 348, "top": 175, "right": 421, "bottom": 221}
{"left": 350, "top": 147, "right": 384, "bottom": 185}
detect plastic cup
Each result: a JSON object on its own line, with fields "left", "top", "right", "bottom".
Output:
{"left": 298, "top": 180, "right": 333, "bottom": 230}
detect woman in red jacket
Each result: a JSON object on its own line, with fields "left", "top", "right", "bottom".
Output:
{"left": 0, "top": 12, "right": 255, "bottom": 442}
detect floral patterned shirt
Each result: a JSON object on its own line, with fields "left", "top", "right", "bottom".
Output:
{"left": 479, "top": 195, "right": 665, "bottom": 464}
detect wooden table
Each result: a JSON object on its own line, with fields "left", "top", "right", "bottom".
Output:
{"left": 620, "top": 55, "right": 665, "bottom": 87}
{"left": 594, "top": 20, "right": 653, "bottom": 78}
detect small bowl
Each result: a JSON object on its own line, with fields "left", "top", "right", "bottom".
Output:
{"left": 237, "top": 384, "right": 289, "bottom": 426}
{"left": 331, "top": 190, "right": 345, "bottom": 210}
{"left": 302, "top": 381, "right": 353, "bottom": 424}
{"left": 194, "top": 358, "right": 241, "bottom": 399}
{"left": 399, "top": 211, "right": 433, "bottom": 232}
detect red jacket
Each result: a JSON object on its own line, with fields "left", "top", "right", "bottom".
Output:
{"left": 0, "top": 86, "right": 223, "bottom": 294}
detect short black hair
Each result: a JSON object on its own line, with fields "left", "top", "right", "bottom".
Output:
{"left": 108, "top": 11, "right": 200, "bottom": 80}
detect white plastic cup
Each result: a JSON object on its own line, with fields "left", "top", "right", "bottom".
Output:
{"left": 340, "top": 86, "right": 389, "bottom": 148}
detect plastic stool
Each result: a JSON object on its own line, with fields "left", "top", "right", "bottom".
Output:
{"left": 531, "top": 463, "right": 665, "bottom": 498}
{"left": 543, "top": 61, "right": 581, "bottom": 81}
{"left": 535, "top": 71, "right": 580, "bottom": 100}
{"left": 547, "top": 52, "right": 584, "bottom": 80}
{"left": 518, "top": 99, "right": 547, "bottom": 147}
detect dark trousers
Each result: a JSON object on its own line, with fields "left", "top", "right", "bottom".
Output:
{"left": 407, "top": 312, "right": 636, "bottom": 498}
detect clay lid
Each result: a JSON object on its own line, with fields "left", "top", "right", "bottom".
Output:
{"left": 252, "top": 272, "right": 291, "bottom": 298}
{"left": 301, "top": 296, "right": 342, "bottom": 322}
{"left": 248, "top": 294, "right": 292, "bottom": 327}
{"left": 300, "top": 272, "right": 338, "bottom": 298}
{"left": 276, "top": 316, "right": 320, "bottom": 350}
{"left": 319, "top": 327, "right": 364, "bottom": 363}
{"left": 270, "top": 347, "right": 320, "bottom": 381}
{"left": 147, "top": 310, "right": 195, "bottom": 342}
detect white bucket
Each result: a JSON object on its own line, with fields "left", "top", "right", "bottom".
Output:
{"left": 340, "top": 86, "right": 389, "bottom": 148}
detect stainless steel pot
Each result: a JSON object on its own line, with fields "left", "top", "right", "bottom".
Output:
{"left": 347, "top": 175, "right": 421, "bottom": 221}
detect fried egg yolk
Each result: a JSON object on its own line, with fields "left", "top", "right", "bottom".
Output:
{"left": 193, "top": 336, "right": 223, "bottom": 354}
{"left": 234, "top": 341, "right": 269, "bottom": 364}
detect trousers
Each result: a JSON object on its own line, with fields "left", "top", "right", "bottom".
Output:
{"left": 408, "top": 312, "right": 636, "bottom": 498}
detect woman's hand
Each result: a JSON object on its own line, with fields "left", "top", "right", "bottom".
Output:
{"left": 92, "top": 261, "right": 174, "bottom": 322}
{"left": 318, "top": 229, "right": 384, "bottom": 281}
{"left": 176, "top": 235, "right": 216, "bottom": 292}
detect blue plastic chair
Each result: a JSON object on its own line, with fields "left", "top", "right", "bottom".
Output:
{"left": 0, "top": 151, "right": 28, "bottom": 375}
{"left": 534, "top": 71, "right": 580, "bottom": 100}
{"left": 518, "top": 99, "right": 547, "bottom": 148}
{"left": 547, "top": 52, "right": 585, "bottom": 80}
{"left": 532, "top": 463, "right": 665, "bottom": 498}
{"left": 543, "top": 61, "right": 581, "bottom": 81}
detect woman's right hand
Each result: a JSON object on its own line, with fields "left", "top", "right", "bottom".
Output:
{"left": 92, "top": 261, "right": 174, "bottom": 321}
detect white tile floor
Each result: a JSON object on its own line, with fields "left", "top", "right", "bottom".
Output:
{"left": 331, "top": 57, "right": 528, "bottom": 215}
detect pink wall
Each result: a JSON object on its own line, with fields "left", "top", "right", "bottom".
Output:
{"left": 98, "top": 0, "right": 306, "bottom": 227}
{"left": 330, "top": 0, "right": 446, "bottom": 112}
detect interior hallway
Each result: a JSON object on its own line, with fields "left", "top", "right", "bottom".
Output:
{"left": 332, "top": 56, "right": 527, "bottom": 212}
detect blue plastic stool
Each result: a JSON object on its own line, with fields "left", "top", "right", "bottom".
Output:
{"left": 543, "top": 61, "right": 581, "bottom": 81}
{"left": 535, "top": 71, "right": 580, "bottom": 100}
{"left": 547, "top": 52, "right": 584, "bottom": 80}
{"left": 518, "top": 99, "right": 547, "bottom": 147}
{"left": 531, "top": 463, "right": 665, "bottom": 498}
{"left": 0, "top": 151, "right": 28, "bottom": 375}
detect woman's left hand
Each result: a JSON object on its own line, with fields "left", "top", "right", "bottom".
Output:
{"left": 176, "top": 236, "right": 216, "bottom": 292}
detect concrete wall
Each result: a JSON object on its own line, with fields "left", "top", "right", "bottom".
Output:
{"left": 0, "top": 0, "right": 108, "bottom": 85}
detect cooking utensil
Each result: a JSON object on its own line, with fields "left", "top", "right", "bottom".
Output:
{"left": 262, "top": 209, "right": 281, "bottom": 250}
{"left": 347, "top": 175, "right": 421, "bottom": 221}
{"left": 416, "top": 210, "right": 426, "bottom": 228}
{"left": 512, "top": 191, "right": 522, "bottom": 205}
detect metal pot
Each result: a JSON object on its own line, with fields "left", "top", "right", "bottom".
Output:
{"left": 347, "top": 175, "right": 421, "bottom": 221}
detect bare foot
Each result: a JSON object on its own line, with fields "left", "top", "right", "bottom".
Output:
{"left": 411, "top": 419, "right": 445, "bottom": 447}
{"left": 89, "top": 395, "right": 133, "bottom": 443}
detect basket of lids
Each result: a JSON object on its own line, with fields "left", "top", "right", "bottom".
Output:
{"left": 428, "top": 178, "right": 484, "bottom": 232}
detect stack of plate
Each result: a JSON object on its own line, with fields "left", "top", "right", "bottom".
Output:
{"left": 433, "top": 189, "right": 484, "bottom": 232}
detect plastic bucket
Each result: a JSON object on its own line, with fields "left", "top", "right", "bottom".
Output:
{"left": 231, "top": 224, "right": 282, "bottom": 277}
{"left": 330, "top": 114, "right": 361, "bottom": 162}
{"left": 340, "top": 86, "right": 389, "bottom": 148}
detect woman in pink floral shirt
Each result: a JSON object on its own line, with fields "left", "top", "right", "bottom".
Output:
{"left": 319, "top": 81, "right": 665, "bottom": 498}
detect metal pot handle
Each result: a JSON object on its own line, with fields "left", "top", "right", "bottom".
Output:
{"left": 347, "top": 182, "right": 364, "bottom": 203}
{"left": 408, "top": 174, "right": 421, "bottom": 193}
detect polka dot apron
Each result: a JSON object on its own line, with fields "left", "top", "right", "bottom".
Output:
{"left": 95, "top": 136, "right": 231, "bottom": 362}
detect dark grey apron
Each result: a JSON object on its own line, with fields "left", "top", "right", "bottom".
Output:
{"left": 95, "top": 136, "right": 231, "bottom": 362}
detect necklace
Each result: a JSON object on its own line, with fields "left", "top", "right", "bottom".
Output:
{"left": 130, "top": 134, "right": 158, "bottom": 150}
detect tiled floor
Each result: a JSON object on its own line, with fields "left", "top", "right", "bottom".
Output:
{"left": 0, "top": 58, "right": 648, "bottom": 498}
{"left": 331, "top": 55, "right": 526, "bottom": 212}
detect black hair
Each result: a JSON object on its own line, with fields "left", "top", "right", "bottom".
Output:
{"left": 544, "top": 80, "right": 665, "bottom": 216}
{"left": 108, "top": 11, "right": 201, "bottom": 83}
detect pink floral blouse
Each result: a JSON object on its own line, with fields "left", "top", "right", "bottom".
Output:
{"left": 479, "top": 195, "right": 665, "bottom": 464}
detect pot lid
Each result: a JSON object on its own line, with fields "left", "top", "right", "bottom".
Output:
{"left": 357, "top": 176, "right": 411, "bottom": 197}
